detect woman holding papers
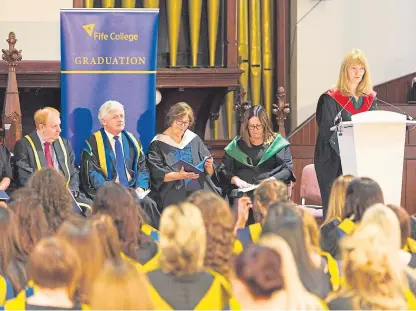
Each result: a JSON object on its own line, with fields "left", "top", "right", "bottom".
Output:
{"left": 314, "top": 49, "right": 377, "bottom": 217}
{"left": 147, "top": 102, "right": 221, "bottom": 209}
{"left": 219, "top": 106, "right": 295, "bottom": 198}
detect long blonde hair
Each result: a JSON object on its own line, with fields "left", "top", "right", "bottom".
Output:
{"left": 258, "top": 234, "right": 327, "bottom": 310}
{"left": 337, "top": 223, "right": 408, "bottom": 310}
{"left": 322, "top": 175, "right": 354, "bottom": 226}
{"left": 336, "top": 49, "right": 373, "bottom": 97}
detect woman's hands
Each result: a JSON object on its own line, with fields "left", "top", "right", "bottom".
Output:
{"left": 204, "top": 157, "right": 214, "bottom": 176}
{"left": 163, "top": 166, "right": 199, "bottom": 182}
{"left": 231, "top": 176, "right": 252, "bottom": 189}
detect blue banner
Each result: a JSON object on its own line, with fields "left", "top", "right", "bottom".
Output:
{"left": 60, "top": 9, "right": 159, "bottom": 164}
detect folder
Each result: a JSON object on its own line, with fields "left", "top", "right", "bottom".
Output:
{"left": 0, "top": 190, "right": 10, "bottom": 201}
{"left": 172, "top": 156, "right": 212, "bottom": 190}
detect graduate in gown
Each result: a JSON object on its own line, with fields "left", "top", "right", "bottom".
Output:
{"left": 219, "top": 106, "right": 295, "bottom": 199}
{"left": 13, "top": 107, "right": 92, "bottom": 215}
{"left": 80, "top": 101, "right": 158, "bottom": 226}
{"left": 147, "top": 102, "right": 221, "bottom": 209}
{"left": 314, "top": 49, "right": 377, "bottom": 216}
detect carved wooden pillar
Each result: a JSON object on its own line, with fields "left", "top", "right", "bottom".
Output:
{"left": 1, "top": 32, "right": 22, "bottom": 150}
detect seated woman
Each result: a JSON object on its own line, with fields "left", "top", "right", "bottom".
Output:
{"left": 233, "top": 179, "right": 288, "bottom": 248}
{"left": 297, "top": 208, "right": 342, "bottom": 293}
{"left": 319, "top": 174, "right": 353, "bottom": 249}
{"left": 92, "top": 183, "right": 158, "bottom": 270}
{"left": 388, "top": 204, "right": 416, "bottom": 265}
{"left": 232, "top": 234, "right": 327, "bottom": 310}
{"left": 146, "top": 202, "right": 233, "bottom": 310}
{"left": 7, "top": 188, "right": 50, "bottom": 257}
{"left": 89, "top": 259, "right": 153, "bottom": 310}
{"left": 360, "top": 204, "right": 416, "bottom": 295}
{"left": 4, "top": 237, "right": 82, "bottom": 311}
{"left": 219, "top": 105, "right": 294, "bottom": 223}
{"left": 147, "top": 102, "right": 221, "bottom": 210}
{"left": 261, "top": 201, "right": 332, "bottom": 299}
{"left": 320, "top": 177, "right": 384, "bottom": 259}
{"left": 57, "top": 218, "right": 105, "bottom": 305}
{"left": 0, "top": 207, "right": 27, "bottom": 304}
{"left": 186, "top": 191, "right": 235, "bottom": 280}
{"left": 26, "top": 168, "right": 74, "bottom": 233}
{"left": 327, "top": 223, "right": 413, "bottom": 310}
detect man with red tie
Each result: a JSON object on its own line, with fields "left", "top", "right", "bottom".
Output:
{"left": 13, "top": 107, "right": 92, "bottom": 215}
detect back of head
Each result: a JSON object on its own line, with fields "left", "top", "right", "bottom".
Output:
{"left": 261, "top": 201, "right": 320, "bottom": 292}
{"left": 343, "top": 177, "right": 384, "bottom": 221}
{"left": 253, "top": 179, "right": 288, "bottom": 222}
{"left": 57, "top": 218, "right": 105, "bottom": 302}
{"left": 324, "top": 174, "right": 354, "bottom": 225}
{"left": 27, "top": 167, "right": 72, "bottom": 233}
{"left": 90, "top": 259, "right": 153, "bottom": 310}
{"left": 159, "top": 202, "right": 206, "bottom": 276}
{"left": 360, "top": 204, "right": 401, "bottom": 251}
{"left": 296, "top": 207, "right": 320, "bottom": 253}
{"left": 91, "top": 214, "right": 122, "bottom": 261}
{"left": 386, "top": 204, "right": 411, "bottom": 248}
{"left": 340, "top": 224, "right": 407, "bottom": 310}
{"left": 28, "top": 236, "right": 81, "bottom": 299}
{"left": 234, "top": 244, "right": 284, "bottom": 299}
{"left": 186, "top": 191, "right": 234, "bottom": 278}
{"left": 93, "top": 182, "right": 143, "bottom": 260}
{"left": 8, "top": 188, "right": 49, "bottom": 256}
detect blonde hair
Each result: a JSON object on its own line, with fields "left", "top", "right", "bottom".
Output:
{"left": 34, "top": 107, "right": 60, "bottom": 129}
{"left": 296, "top": 208, "right": 321, "bottom": 254}
{"left": 322, "top": 175, "right": 354, "bottom": 226}
{"left": 186, "top": 191, "right": 235, "bottom": 279}
{"left": 338, "top": 223, "right": 408, "bottom": 310}
{"left": 159, "top": 203, "right": 206, "bottom": 276}
{"left": 258, "top": 234, "right": 326, "bottom": 310}
{"left": 336, "top": 49, "right": 373, "bottom": 97}
{"left": 89, "top": 259, "right": 153, "bottom": 310}
{"left": 166, "top": 102, "right": 195, "bottom": 128}
{"left": 253, "top": 179, "right": 288, "bottom": 223}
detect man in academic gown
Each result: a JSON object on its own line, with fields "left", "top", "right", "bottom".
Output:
{"left": 80, "top": 100, "right": 159, "bottom": 227}
{"left": 13, "top": 107, "right": 92, "bottom": 215}
{"left": 314, "top": 89, "right": 377, "bottom": 214}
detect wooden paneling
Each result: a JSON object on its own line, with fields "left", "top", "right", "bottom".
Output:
{"left": 406, "top": 160, "right": 416, "bottom": 215}
{"left": 374, "top": 72, "right": 416, "bottom": 103}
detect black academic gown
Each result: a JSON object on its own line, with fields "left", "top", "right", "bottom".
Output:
{"left": 219, "top": 134, "right": 295, "bottom": 196}
{"left": 314, "top": 89, "right": 377, "bottom": 215}
{"left": 146, "top": 130, "right": 222, "bottom": 209}
{"left": 80, "top": 129, "right": 158, "bottom": 227}
{"left": 0, "top": 144, "right": 13, "bottom": 192}
{"left": 13, "top": 131, "right": 92, "bottom": 214}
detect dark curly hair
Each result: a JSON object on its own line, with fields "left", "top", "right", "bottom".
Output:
{"left": 8, "top": 187, "right": 50, "bottom": 256}
{"left": 92, "top": 182, "right": 149, "bottom": 262}
{"left": 186, "top": 191, "right": 235, "bottom": 279}
{"left": 26, "top": 167, "right": 72, "bottom": 233}
{"left": 235, "top": 244, "right": 284, "bottom": 298}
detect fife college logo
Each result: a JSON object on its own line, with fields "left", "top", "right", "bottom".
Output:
{"left": 82, "top": 24, "right": 139, "bottom": 42}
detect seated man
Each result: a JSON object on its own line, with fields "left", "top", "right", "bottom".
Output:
{"left": 13, "top": 107, "right": 92, "bottom": 215}
{"left": 80, "top": 100, "right": 159, "bottom": 227}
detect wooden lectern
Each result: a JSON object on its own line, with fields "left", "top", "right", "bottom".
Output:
{"left": 336, "top": 110, "right": 416, "bottom": 205}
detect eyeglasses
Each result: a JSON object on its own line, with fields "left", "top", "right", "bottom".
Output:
{"left": 175, "top": 120, "right": 191, "bottom": 127}
{"left": 248, "top": 124, "right": 263, "bottom": 130}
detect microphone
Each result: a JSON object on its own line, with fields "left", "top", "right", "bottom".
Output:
{"left": 374, "top": 97, "right": 414, "bottom": 121}
{"left": 333, "top": 97, "right": 353, "bottom": 125}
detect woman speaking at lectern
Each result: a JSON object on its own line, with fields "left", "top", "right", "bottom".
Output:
{"left": 314, "top": 49, "right": 377, "bottom": 217}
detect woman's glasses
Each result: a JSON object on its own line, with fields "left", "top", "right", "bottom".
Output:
{"left": 175, "top": 120, "right": 190, "bottom": 127}
{"left": 248, "top": 124, "right": 263, "bottom": 130}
